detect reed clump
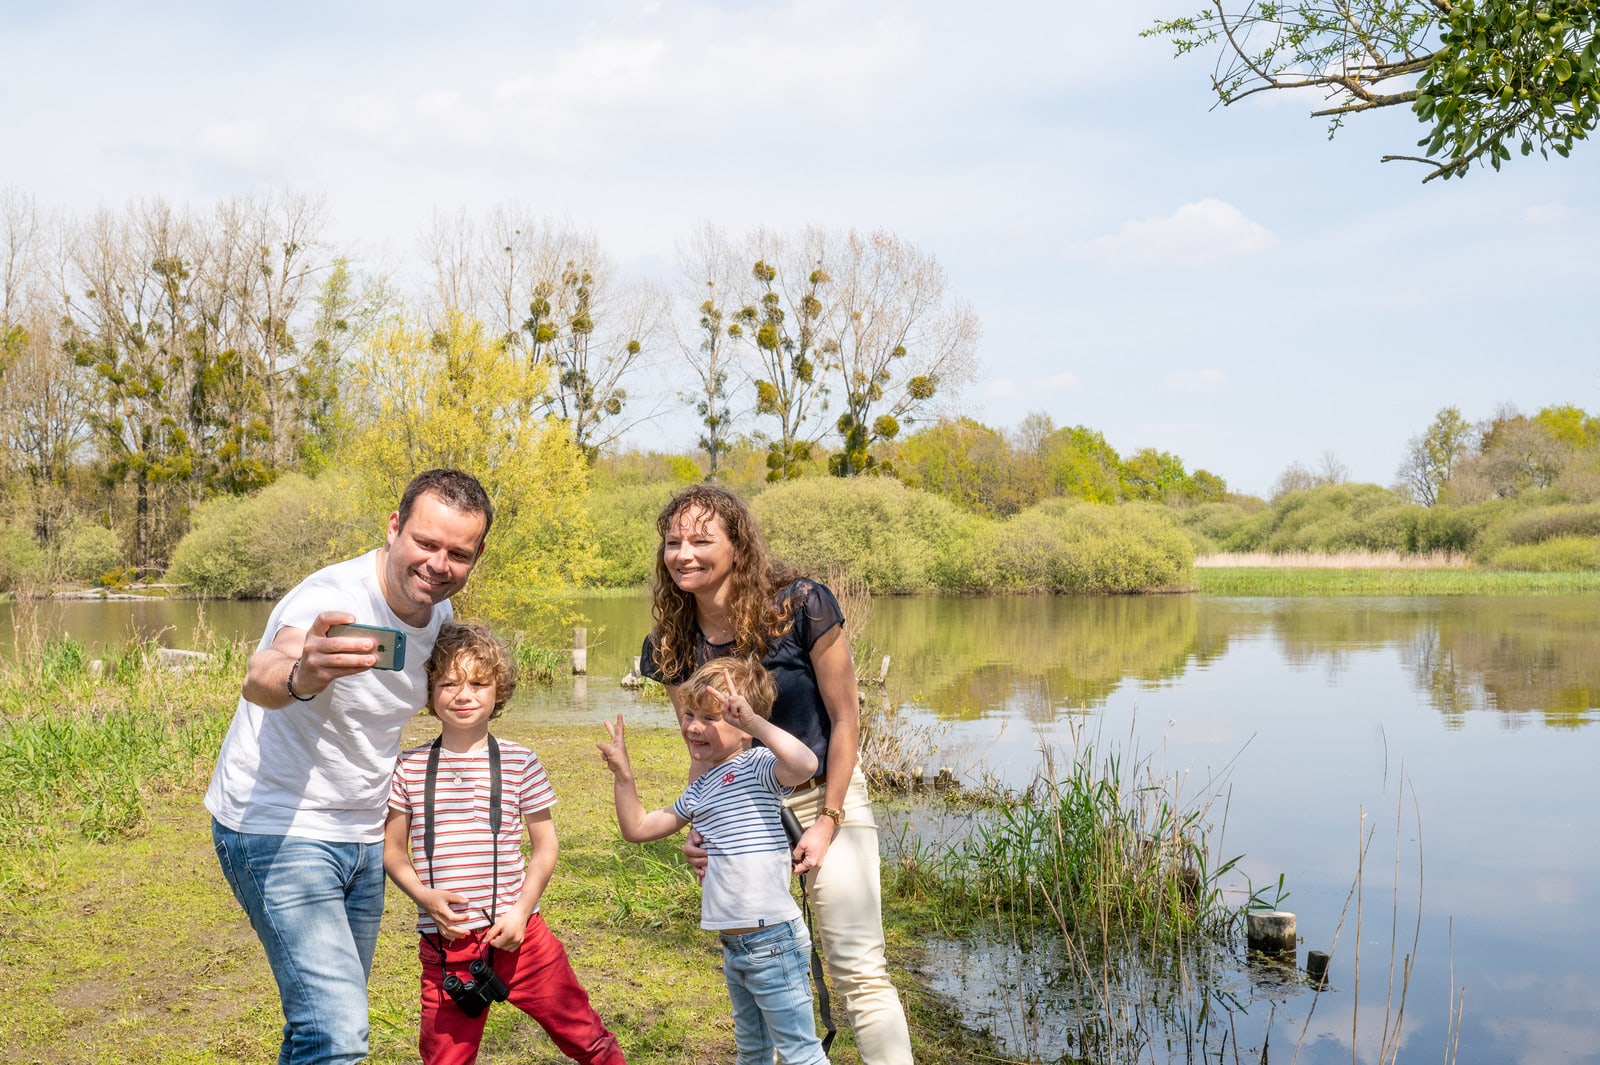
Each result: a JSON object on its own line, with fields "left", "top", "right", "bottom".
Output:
{"left": 885, "top": 730, "right": 1259, "bottom": 951}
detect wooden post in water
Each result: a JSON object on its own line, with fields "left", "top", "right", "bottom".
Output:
{"left": 1246, "top": 910, "right": 1296, "bottom": 955}
{"left": 1305, "top": 950, "right": 1330, "bottom": 988}
{"left": 572, "top": 628, "right": 588, "bottom": 675}
{"left": 877, "top": 655, "right": 891, "bottom": 685}
{"left": 620, "top": 656, "right": 642, "bottom": 689}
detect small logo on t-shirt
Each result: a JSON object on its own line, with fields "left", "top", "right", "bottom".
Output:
{"left": 721, "top": 770, "right": 738, "bottom": 785}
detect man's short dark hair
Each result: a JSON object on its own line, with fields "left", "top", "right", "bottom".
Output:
{"left": 396, "top": 469, "right": 494, "bottom": 543}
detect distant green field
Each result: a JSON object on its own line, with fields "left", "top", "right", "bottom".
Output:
{"left": 1196, "top": 568, "right": 1600, "bottom": 597}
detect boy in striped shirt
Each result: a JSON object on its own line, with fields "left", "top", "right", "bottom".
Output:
{"left": 597, "top": 657, "right": 827, "bottom": 1065}
{"left": 385, "top": 621, "right": 625, "bottom": 1065}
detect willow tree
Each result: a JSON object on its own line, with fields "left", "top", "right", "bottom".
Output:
{"left": 1148, "top": 1, "right": 1600, "bottom": 180}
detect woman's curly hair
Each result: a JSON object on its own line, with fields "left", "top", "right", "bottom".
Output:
{"left": 650, "top": 485, "right": 801, "bottom": 682}
{"left": 424, "top": 620, "right": 517, "bottom": 717}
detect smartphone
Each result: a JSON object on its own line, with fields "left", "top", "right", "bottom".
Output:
{"left": 326, "top": 623, "right": 407, "bottom": 671}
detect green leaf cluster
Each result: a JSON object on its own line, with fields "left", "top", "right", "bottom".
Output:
{"left": 1149, "top": 1, "right": 1599, "bottom": 180}
{"left": 1417, "top": 0, "right": 1600, "bottom": 175}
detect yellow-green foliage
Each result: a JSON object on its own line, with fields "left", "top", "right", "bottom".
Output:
{"left": 1258, "top": 483, "right": 1417, "bottom": 553}
{"left": 1496, "top": 502, "right": 1600, "bottom": 546}
{"left": 961, "top": 499, "right": 1193, "bottom": 593}
{"left": 1410, "top": 500, "right": 1501, "bottom": 554}
{"left": 0, "top": 526, "right": 44, "bottom": 593}
{"left": 753, "top": 476, "right": 978, "bottom": 593}
{"left": 1489, "top": 534, "right": 1600, "bottom": 571}
{"left": 584, "top": 482, "right": 681, "bottom": 587}
{"left": 895, "top": 417, "right": 1029, "bottom": 516}
{"left": 167, "top": 473, "right": 374, "bottom": 597}
{"left": 1170, "top": 499, "right": 1270, "bottom": 554}
{"left": 1174, "top": 484, "right": 1440, "bottom": 556}
{"left": 55, "top": 518, "right": 124, "bottom": 582}
{"left": 345, "top": 313, "right": 598, "bottom": 633}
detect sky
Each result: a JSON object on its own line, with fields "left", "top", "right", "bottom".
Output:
{"left": 3, "top": 0, "right": 1595, "bottom": 497}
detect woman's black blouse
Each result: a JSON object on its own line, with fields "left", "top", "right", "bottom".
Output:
{"left": 640, "top": 578, "right": 844, "bottom": 768}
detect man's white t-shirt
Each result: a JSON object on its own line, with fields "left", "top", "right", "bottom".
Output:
{"left": 205, "top": 550, "right": 449, "bottom": 844}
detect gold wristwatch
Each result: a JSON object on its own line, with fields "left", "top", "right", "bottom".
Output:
{"left": 819, "top": 806, "right": 845, "bottom": 826}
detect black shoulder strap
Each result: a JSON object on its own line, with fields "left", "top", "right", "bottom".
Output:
{"left": 422, "top": 735, "right": 504, "bottom": 904}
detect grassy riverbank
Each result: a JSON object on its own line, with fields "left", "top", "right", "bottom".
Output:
{"left": 0, "top": 647, "right": 989, "bottom": 1065}
{"left": 1196, "top": 567, "right": 1600, "bottom": 596}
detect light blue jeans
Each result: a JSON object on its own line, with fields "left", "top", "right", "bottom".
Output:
{"left": 719, "top": 917, "right": 828, "bottom": 1065}
{"left": 212, "top": 820, "right": 386, "bottom": 1065}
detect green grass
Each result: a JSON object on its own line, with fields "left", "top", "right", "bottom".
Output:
{"left": 1196, "top": 567, "right": 1600, "bottom": 596}
{"left": 0, "top": 646, "right": 990, "bottom": 1065}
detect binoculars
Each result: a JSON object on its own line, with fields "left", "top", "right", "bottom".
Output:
{"left": 442, "top": 953, "right": 509, "bottom": 1018}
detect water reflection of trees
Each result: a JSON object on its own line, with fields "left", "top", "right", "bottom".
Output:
{"left": 1402, "top": 600, "right": 1599, "bottom": 729}
{"left": 863, "top": 596, "right": 1240, "bottom": 719}
{"left": 864, "top": 595, "right": 1599, "bottom": 728}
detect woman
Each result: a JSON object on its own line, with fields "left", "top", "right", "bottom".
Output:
{"left": 639, "top": 485, "right": 914, "bottom": 1065}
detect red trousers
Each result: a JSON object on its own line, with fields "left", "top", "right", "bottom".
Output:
{"left": 418, "top": 913, "right": 626, "bottom": 1065}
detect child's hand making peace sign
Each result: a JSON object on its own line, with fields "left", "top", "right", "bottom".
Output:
{"left": 710, "top": 666, "right": 761, "bottom": 734}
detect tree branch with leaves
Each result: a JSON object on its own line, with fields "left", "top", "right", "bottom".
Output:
{"left": 1147, "top": 1, "right": 1599, "bottom": 180}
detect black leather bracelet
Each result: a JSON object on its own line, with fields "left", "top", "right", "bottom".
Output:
{"left": 286, "top": 658, "right": 316, "bottom": 702}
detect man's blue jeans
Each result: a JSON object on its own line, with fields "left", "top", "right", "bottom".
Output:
{"left": 212, "top": 820, "right": 386, "bottom": 1065}
{"left": 719, "top": 917, "right": 828, "bottom": 1065}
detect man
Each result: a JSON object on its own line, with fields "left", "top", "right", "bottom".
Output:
{"left": 206, "top": 469, "right": 494, "bottom": 1065}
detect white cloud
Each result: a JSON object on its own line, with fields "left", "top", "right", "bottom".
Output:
{"left": 1167, "top": 368, "right": 1226, "bottom": 394}
{"left": 987, "top": 371, "right": 1077, "bottom": 401}
{"left": 416, "top": 90, "right": 463, "bottom": 120}
{"left": 1068, "top": 199, "right": 1277, "bottom": 269}
{"left": 1524, "top": 202, "right": 1573, "bottom": 225}
{"left": 198, "top": 119, "right": 275, "bottom": 167}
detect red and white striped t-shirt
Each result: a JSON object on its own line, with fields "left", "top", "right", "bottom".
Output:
{"left": 389, "top": 739, "right": 556, "bottom": 935}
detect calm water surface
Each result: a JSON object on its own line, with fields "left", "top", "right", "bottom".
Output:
{"left": 6, "top": 592, "right": 1596, "bottom": 1064}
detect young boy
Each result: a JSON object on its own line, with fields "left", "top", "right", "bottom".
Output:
{"left": 385, "top": 621, "right": 626, "bottom": 1065}
{"left": 596, "top": 656, "right": 827, "bottom": 1065}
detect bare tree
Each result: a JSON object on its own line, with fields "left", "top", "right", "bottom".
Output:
{"left": 63, "top": 202, "right": 200, "bottom": 566}
{"left": 423, "top": 207, "right": 664, "bottom": 459}
{"left": 0, "top": 193, "right": 91, "bottom": 538}
{"left": 673, "top": 222, "right": 743, "bottom": 480}
{"left": 216, "top": 192, "right": 333, "bottom": 471}
{"left": 1316, "top": 450, "right": 1349, "bottom": 485}
{"left": 1396, "top": 406, "right": 1476, "bottom": 505}
{"left": 826, "top": 229, "right": 980, "bottom": 476}
{"left": 1270, "top": 461, "right": 1317, "bottom": 501}
{"left": 422, "top": 208, "right": 482, "bottom": 323}
{"left": 731, "top": 226, "right": 838, "bottom": 481}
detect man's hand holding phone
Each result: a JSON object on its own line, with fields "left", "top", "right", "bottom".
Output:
{"left": 291, "top": 614, "right": 401, "bottom": 697}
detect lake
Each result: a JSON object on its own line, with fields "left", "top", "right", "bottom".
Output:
{"left": 5, "top": 592, "right": 1596, "bottom": 1064}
